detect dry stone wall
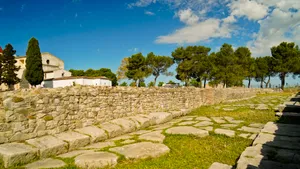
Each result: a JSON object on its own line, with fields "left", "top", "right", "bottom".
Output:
{"left": 0, "top": 86, "right": 272, "bottom": 144}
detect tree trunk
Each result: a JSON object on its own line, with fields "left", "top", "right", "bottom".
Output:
{"left": 266, "top": 76, "right": 271, "bottom": 88}
{"left": 203, "top": 77, "right": 207, "bottom": 88}
{"left": 223, "top": 81, "right": 226, "bottom": 88}
{"left": 8, "top": 84, "right": 14, "bottom": 91}
{"left": 281, "top": 72, "right": 286, "bottom": 90}
{"left": 260, "top": 79, "right": 264, "bottom": 88}
{"left": 248, "top": 77, "right": 251, "bottom": 88}
{"left": 154, "top": 76, "right": 158, "bottom": 86}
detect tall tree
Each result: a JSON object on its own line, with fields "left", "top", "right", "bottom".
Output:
{"left": 69, "top": 69, "right": 85, "bottom": 76}
{"left": 245, "top": 57, "right": 256, "bottom": 88}
{"left": 25, "top": 37, "right": 44, "bottom": 86}
{"left": 271, "top": 42, "right": 300, "bottom": 90}
{"left": 126, "top": 53, "right": 151, "bottom": 87}
{"left": 264, "top": 56, "right": 276, "bottom": 88}
{"left": 213, "top": 43, "right": 243, "bottom": 87}
{"left": 2, "top": 44, "right": 20, "bottom": 90}
{"left": 234, "top": 47, "right": 252, "bottom": 87}
{"left": 117, "top": 57, "right": 129, "bottom": 81}
{"left": 146, "top": 52, "right": 174, "bottom": 85}
{"left": 97, "top": 68, "right": 118, "bottom": 86}
{"left": 0, "top": 48, "right": 3, "bottom": 86}
{"left": 255, "top": 57, "right": 268, "bottom": 88}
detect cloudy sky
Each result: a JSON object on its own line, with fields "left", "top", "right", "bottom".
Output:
{"left": 0, "top": 0, "right": 299, "bottom": 86}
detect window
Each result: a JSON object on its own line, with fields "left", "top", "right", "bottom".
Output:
{"left": 62, "top": 73, "right": 64, "bottom": 77}
{"left": 46, "top": 60, "right": 50, "bottom": 65}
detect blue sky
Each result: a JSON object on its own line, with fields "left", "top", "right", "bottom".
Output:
{"left": 0, "top": 0, "right": 299, "bottom": 86}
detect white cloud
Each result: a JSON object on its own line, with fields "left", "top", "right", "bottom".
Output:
{"left": 228, "top": 0, "right": 269, "bottom": 20}
{"left": 156, "top": 18, "right": 231, "bottom": 44}
{"left": 223, "top": 15, "right": 236, "bottom": 23}
{"left": 247, "top": 9, "right": 300, "bottom": 56}
{"left": 128, "top": 48, "right": 139, "bottom": 52}
{"left": 128, "top": 0, "right": 156, "bottom": 8}
{"left": 145, "top": 11, "right": 155, "bottom": 15}
{"left": 177, "top": 8, "right": 199, "bottom": 25}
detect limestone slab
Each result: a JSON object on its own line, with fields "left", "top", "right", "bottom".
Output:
{"left": 220, "top": 124, "right": 238, "bottom": 128}
{"left": 253, "top": 133, "right": 300, "bottom": 150}
{"left": 129, "top": 115, "right": 153, "bottom": 129}
{"left": 194, "top": 121, "right": 213, "bottom": 127}
{"left": 75, "top": 152, "right": 118, "bottom": 169}
{"left": 110, "top": 118, "right": 137, "bottom": 133}
{"left": 75, "top": 126, "right": 107, "bottom": 143}
{"left": 0, "top": 143, "right": 38, "bottom": 168}
{"left": 211, "top": 117, "right": 226, "bottom": 123}
{"left": 249, "top": 123, "right": 265, "bottom": 129}
{"left": 129, "top": 130, "right": 151, "bottom": 135}
{"left": 238, "top": 126, "right": 261, "bottom": 133}
{"left": 110, "top": 135, "right": 133, "bottom": 141}
{"left": 228, "top": 120, "right": 244, "bottom": 124}
{"left": 179, "top": 116, "right": 195, "bottom": 121}
{"left": 99, "top": 122, "right": 124, "bottom": 138}
{"left": 54, "top": 131, "right": 90, "bottom": 150}
{"left": 261, "top": 122, "right": 300, "bottom": 137}
{"left": 223, "top": 116, "right": 234, "bottom": 122}
{"left": 214, "top": 129, "right": 235, "bottom": 137}
{"left": 139, "top": 131, "right": 165, "bottom": 143}
{"left": 150, "top": 123, "right": 174, "bottom": 130}
{"left": 209, "top": 162, "right": 232, "bottom": 169}
{"left": 25, "top": 158, "right": 66, "bottom": 169}
{"left": 58, "top": 150, "right": 95, "bottom": 158}
{"left": 195, "top": 116, "right": 211, "bottom": 121}
{"left": 148, "top": 112, "right": 172, "bottom": 124}
{"left": 197, "top": 126, "right": 213, "bottom": 131}
{"left": 165, "top": 126, "right": 209, "bottom": 137}
{"left": 170, "top": 111, "right": 183, "bottom": 118}
{"left": 26, "top": 135, "right": 68, "bottom": 158}
{"left": 109, "top": 142, "right": 170, "bottom": 159}
{"left": 82, "top": 141, "right": 115, "bottom": 150}
{"left": 177, "top": 121, "right": 198, "bottom": 126}
{"left": 239, "top": 133, "right": 250, "bottom": 139}
{"left": 121, "top": 139, "right": 136, "bottom": 144}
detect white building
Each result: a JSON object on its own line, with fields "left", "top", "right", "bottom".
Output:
{"left": 43, "top": 76, "right": 112, "bottom": 88}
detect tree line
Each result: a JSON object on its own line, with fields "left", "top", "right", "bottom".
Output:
{"left": 0, "top": 37, "right": 44, "bottom": 90}
{"left": 117, "top": 42, "right": 300, "bottom": 90}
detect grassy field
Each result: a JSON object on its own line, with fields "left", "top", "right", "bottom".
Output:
{"left": 8, "top": 91, "right": 295, "bottom": 169}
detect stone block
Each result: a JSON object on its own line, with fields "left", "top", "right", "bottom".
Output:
{"left": 110, "top": 118, "right": 137, "bottom": 133}
{"left": 26, "top": 135, "right": 68, "bottom": 158}
{"left": 148, "top": 112, "right": 172, "bottom": 124}
{"left": 214, "top": 129, "right": 235, "bottom": 137}
{"left": 99, "top": 122, "right": 123, "bottom": 138}
{"left": 165, "top": 126, "right": 209, "bottom": 137}
{"left": 54, "top": 131, "right": 90, "bottom": 150}
{"left": 75, "top": 152, "right": 118, "bottom": 169}
{"left": 75, "top": 126, "right": 107, "bottom": 143}
{"left": 24, "top": 158, "right": 66, "bottom": 169}
{"left": 0, "top": 143, "right": 38, "bottom": 168}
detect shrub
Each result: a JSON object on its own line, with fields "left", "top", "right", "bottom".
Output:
{"left": 158, "top": 82, "right": 164, "bottom": 87}
{"left": 43, "top": 115, "right": 53, "bottom": 121}
{"left": 148, "top": 81, "right": 155, "bottom": 87}
{"left": 120, "top": 82, "right": 128, "bottom": 86}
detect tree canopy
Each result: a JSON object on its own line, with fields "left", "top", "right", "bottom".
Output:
{"left": 2, "top": 44, "right": 20, "bottom": 90}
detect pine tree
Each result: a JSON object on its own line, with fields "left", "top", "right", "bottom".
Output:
{"left": 2, "top": 44, "right": 20, "bottom": 90}
{"left": 25, "top": 38, "right": 44, "bottom": 86}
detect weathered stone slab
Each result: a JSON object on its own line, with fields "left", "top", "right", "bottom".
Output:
{"left": 255, "top": 104, "right": 269, "bottom": 110}
{"left": 194, "top": 121, "right": 213, "bottom": 127}
{"left": 26, "top": 135, "right": 68, "bottom": 158}
{"left": 110, "top": 118, "right": 137, "bottom": 133}
{"left": 129, "top": 130, "right": 151, "bottom": 135}
{"left": 239, "top": 133, "right": 250, "bottom": 139}
{"left": 0, "top": 143, "right": 38, "bottom": 168}
{"left": 249, "top": 123, "right": 265, "bottom": 128}
{"left": 99, "top": 122, "right": 123, "bottom": 138}
{"left": 209, "top": 162, "right": 232, "bottom": 169}
{"left": 170, "top": 111, "right": 183, "bottom": 118}
{"left": 195, "top": 116, "right": 211, "bottom": 121}
{"left": 109, "top": 142, "right": 170, "bottom": 159}
{"left": 75, "top": 152, "right": 118, "bottom": 169}
{"left": 25, "top": 158, "right": 66, "bottom": 169}
{"left": 165, "top": 126, "right": 209, "bottom": 137}
{"left": 150, "top": 123, "right": 174, "bottom": 130}
{"left": 129, "top": 115, "right": 153, "bottom": 129}
{"left": 228, "top": 120, "right": 244, "bottom": 124}
{"left": 148, "top": 112, "right": 172, "bottom": 124}
{"left": 110, "top": 135, "right": 133, "bottom": 141}
{"left": 211, "top": 117, "right": 226, "bottom": 123}
{"left": 75, "top": 126, "right": 107, "bottom": 143}
{"left": 223, "top": 108, "right": 235, "bottom": 111}
{"left": 223, "top": 116, "right": 234, "bottom": 122}
{"left": 261, "top": 122, "right": 300, "bottom": 137}
{"left": 54, "top": 131, "right": 90, "bottom": 150}
{"left": 278, "top": 104, "right": 300, "bottom": 112}
{"left": 197, "top": 126, "right": 213, "bottom": 131}
{"left": 179, "top": 116, "right": 194, "bottom": 121}
{"left": 215, "top": 129, "right": 235, "bottom": 137}
{"left": 82, "top": 141, "right": 115, "bottom": 150}
{"left": 238, "top": 126, "right": 261, "bottom": 133}
{"left": 253, "top": 133, "right": 300, "bottom": 150}
{"left": 220, "top": 124, "right": 238, "bottom": 128}
{"left": 276, "top": 112, "right": 300, "bottom": 117}
{"left": 139, "top": 131, "right": 165, "bottom": 143}
{"left": 177, "top": 121, "right": 198, "bottom": 126}
{"left": 58, "top": 150, "right": 95, "bottom": 158}
{"left": 249, "top": 134, "right": 258, "bottom": 140}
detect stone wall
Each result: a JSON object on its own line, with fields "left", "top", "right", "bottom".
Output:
{"left": 0, "top": 86, "right": 273, "bottom": 144}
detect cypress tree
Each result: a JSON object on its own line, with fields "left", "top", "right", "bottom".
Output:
{"left": 25, "top": 38, "right": 44, "bottom": 86}
{"left": 2, "top": 44, "right": 20, "bottom": 90}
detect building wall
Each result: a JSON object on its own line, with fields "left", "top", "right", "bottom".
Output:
{"left": 0, "top": 86, "right": 274, "bottom": 143}
{"left": 43, "top": 78, "right": 112, "bottom": 88}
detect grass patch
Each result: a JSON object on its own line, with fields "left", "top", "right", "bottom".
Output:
{"left": 112, "top": 134, "right": 251, "bottom": 169}
{"left": 12, "top": 97, "right": 24, "bottom": 103}
{"left": 43, "top": 115, "right": 53, "bottom": 121}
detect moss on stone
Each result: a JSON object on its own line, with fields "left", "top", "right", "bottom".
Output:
{"left": 12, "top": 97, "right": 24, "bottom": 103}
{"left": 43, "top": 115, "right": 53, "bottom": 121}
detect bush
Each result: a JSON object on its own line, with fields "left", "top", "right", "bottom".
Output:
{"left": 120, "top": 82, "right": 128, "bottom": 86}
{"left": 158, "top": 82, "right": 164, "bottom": 87}
{"left": 139, "top": 81, "right": 146, "bottom": 87}
{"left": 148, "top": 81, "right": 155, "bottom": 87}
{"left": 130, "top": 82, "right": 136, "bottom": 87}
